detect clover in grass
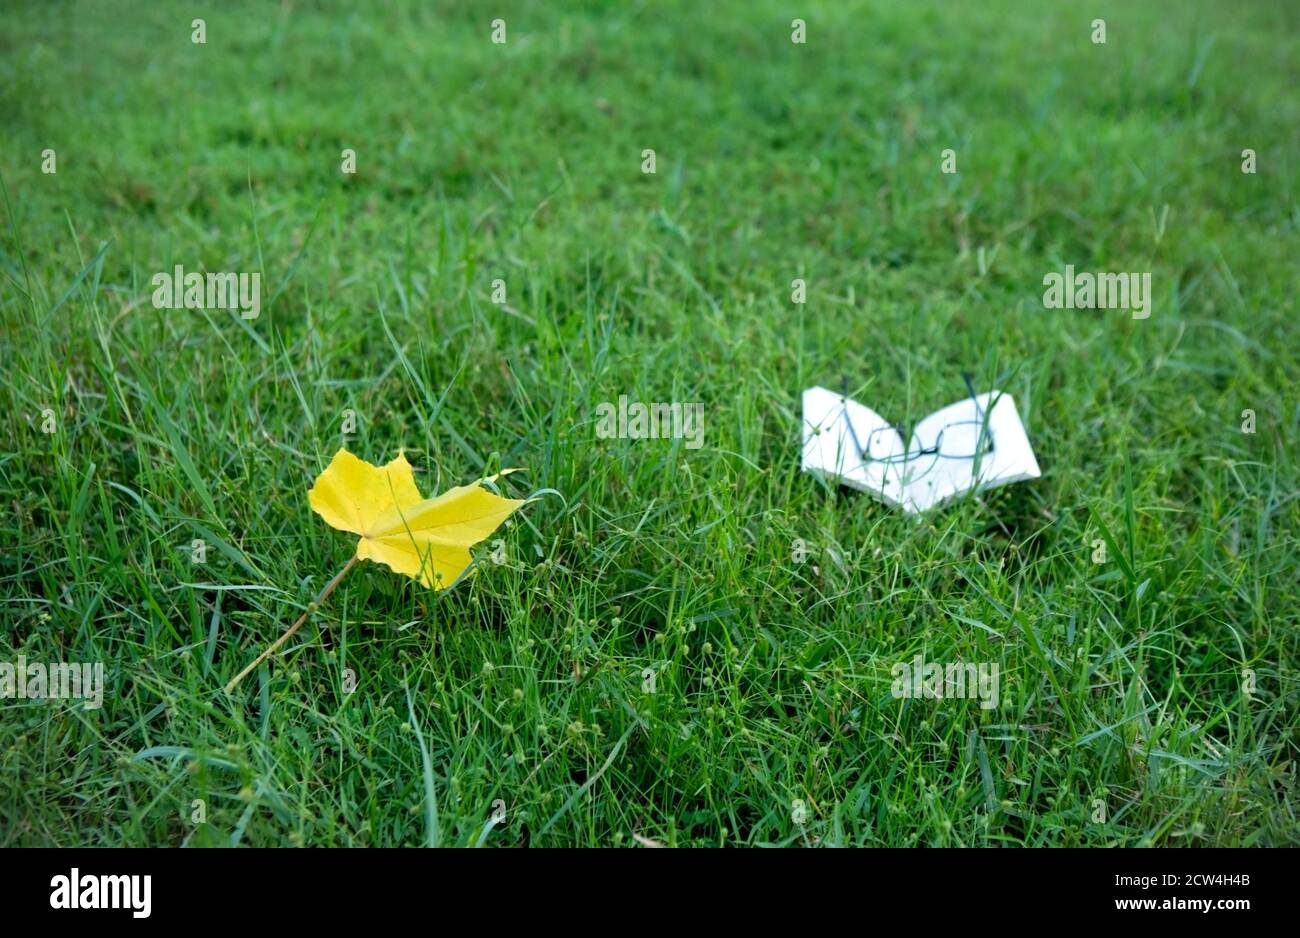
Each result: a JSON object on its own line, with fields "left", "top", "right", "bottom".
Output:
{"left": 226, "top": 448, "right": 529, "bottom": 693}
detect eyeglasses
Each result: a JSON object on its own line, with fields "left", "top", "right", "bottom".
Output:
{"left": 841, "top": 374, "right": 994, "bottom": 477}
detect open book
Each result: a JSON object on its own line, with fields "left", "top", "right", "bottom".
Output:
{"left": 801, "top": 385, "right": 1041, "bottom": 513}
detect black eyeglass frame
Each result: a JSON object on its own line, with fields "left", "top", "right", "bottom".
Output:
{"left": 838, "top": 374, "right": 997, "bottom": 478}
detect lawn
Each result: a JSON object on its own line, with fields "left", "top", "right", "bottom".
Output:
{"left": 1, "top": 0, "right": 1296, "bottom": 847}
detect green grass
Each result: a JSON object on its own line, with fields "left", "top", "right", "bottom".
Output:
{"left": 1, "top": 0, "right": 1297, "bottom": 847}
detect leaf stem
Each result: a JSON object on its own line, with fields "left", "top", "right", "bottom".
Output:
{"left": 224, "top": 555, "right": 359, "bottom": 694}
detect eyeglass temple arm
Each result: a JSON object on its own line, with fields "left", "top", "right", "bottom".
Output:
{"left": 961, "top": 372, "right": 981, "bottom": 419}
{"left": 961, "top": 371, "right": 995, "bottom": 457}
{"left": 841, "top": 375, "right": 868, "bottom": 459}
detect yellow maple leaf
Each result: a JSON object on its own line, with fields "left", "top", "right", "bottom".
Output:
{"left": 308, "top": 448, "right": 525, "bottom": 589}
{"left": 226, "top": 448, "right": 529, "bottom": 693}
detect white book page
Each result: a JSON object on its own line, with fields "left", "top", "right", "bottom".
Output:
{"left": 902, "top": 391, "right": 1041, "bottom": 511}
{"left": 800, "top": 387, "right": 908, "bottom": 508}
